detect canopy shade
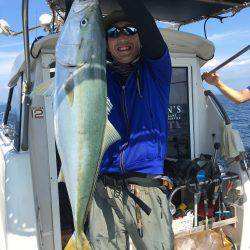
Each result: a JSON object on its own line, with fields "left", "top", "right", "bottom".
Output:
{"left": 46, "top": 0, "right": 250, "bottom": 23}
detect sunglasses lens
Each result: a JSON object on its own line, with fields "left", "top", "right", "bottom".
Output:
{"left": 107, "top": 27, "right": 119, "bottom": 38}
{"left": 107, "top": 26, "right": 138, "bottom": 38}
{"left": 124, "top": 26, "right": 138, "bottom": 35}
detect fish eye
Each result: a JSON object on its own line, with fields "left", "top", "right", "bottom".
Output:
{"left": 80, "top": 18, "right": 88, "bottom": 27}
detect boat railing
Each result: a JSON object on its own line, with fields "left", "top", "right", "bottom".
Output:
{"left": 21, "top": 0, "right": 32, "bottom": 151}
{"left": 204, "top": 90, "right": 231, "bottom": 125}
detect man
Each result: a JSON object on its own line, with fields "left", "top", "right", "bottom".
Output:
{"left": 87, "top": 0, "right": 173, "bottom": 249}
{"left": 202, "top": 72, "right": 250, "bottom": 104}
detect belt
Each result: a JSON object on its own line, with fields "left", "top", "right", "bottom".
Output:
{"left": 100, "top": 175, "right": 163, "bottom": 187}
{"left": 99, "top": 174, "right": 168, "bottom": 216}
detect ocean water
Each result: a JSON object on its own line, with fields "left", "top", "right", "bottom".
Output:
{"left": 217, "top": 95, "right": 250, "bottom": 150}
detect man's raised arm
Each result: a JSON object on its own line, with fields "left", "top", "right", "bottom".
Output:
{"left": 116, "top": 0, "right": 167, "bottom": 59}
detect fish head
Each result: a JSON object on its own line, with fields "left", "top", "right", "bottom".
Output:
{"left": 56, "top": 0, "right": 105, "bottom": 67}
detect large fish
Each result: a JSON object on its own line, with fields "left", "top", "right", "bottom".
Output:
{"left": 54, "top": 0, "right": 120, "bottom": 249}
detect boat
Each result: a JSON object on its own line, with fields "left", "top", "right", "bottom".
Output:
{"left": 0, "top": 0, "right": 250, "bottom": 249}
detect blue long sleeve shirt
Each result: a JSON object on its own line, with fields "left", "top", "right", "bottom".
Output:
{"left": 100, "top": 50, "right": 171, "bottom": 175}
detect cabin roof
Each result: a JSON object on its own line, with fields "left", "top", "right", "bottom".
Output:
{"left": 7, "top": 29, "right": 214, "bottom": 87}
{"left": 47, "top": 0, "right": 250, "bottom": 23}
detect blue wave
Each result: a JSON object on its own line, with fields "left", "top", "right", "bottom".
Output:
{"left": 217, "top": 95, "right": 250, "bottom": 149}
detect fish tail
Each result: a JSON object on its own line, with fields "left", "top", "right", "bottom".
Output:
{"left": 64, "top": 231, "right": 91, "bottom": 250}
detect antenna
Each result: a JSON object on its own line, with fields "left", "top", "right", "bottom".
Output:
{"left": 0, "top": 19, "right": 13, "bottom": 36}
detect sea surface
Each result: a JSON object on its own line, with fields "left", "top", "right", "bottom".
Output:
{"left": 217, "top": 95, "right": 250, "bottom": 151}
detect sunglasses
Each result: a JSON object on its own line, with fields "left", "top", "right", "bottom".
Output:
{"left": 106, "top": 25, "right": 138, "bottom": 38}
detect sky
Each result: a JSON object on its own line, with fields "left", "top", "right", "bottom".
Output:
{"left": 0, "top": 1, "right": 250, "bottom": 103}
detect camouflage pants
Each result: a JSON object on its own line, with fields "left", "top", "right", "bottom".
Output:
{"left": 87, "top": 179, "right": 174, "bottom": 250}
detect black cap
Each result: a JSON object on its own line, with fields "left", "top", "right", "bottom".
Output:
{"left": 103, "top": 10, "right": 133, "bottom": 30}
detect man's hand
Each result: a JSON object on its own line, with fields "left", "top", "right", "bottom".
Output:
{"left": 202, "top": 71, "right": 250, "bottom": 104}
{"left": 202, "top": 72, "right": 221, "bottom": 86}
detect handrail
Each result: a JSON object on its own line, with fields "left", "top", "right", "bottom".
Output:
{"left": 22, "top": 0, "right": 31, "bottom": 86}
{"left": 2, "top": 88, "right": 14, "bottom": 125}
{"left": 21, "top": 0, "right": 32, "bottom": 151}
{"left": 204, "top": 90, "right": 231, "bottom": 125}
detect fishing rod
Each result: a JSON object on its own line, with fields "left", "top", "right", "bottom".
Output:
{"left": 207, "top": 44, "right": 250, "bottom": 75}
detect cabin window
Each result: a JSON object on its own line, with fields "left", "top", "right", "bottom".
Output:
{"left": 166, "top": 67, "right": 190, "bottom": 159}
{"left": 3, "top": 74, "right": 23, "bottom": 151}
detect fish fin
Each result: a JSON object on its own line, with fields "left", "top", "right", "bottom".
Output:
{"left": 106, "top": 97, "right": 113, "bottom": 115}
{"left": 99, "top": 120, "right": 121, "bottom": 162}
{"left": 58, "top": 169, "right": 65, "bottom": 183}
{"left": 67, "top": 91, "right": 74, "bottom": 106}
{"left": 64, "top": 231, "right": 91, "bottom": 250}
{"left": 30, "top": 78, "right": 54, "bottom": 97}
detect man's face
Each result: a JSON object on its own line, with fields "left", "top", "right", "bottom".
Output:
{"left": 107, "top": 21, "right": 141, "bottom": 64}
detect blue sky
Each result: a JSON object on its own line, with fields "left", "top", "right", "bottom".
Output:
{"left": 0, "top": 1, "right": 250, "bottom": 103}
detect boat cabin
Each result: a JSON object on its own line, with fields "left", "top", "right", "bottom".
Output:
{"left": 0, "top": 27, "right": 249, "bottom": 250}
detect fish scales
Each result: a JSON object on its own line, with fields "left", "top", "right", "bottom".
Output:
{"left": 54, "top": 0, "right": 120, "bottom": 249}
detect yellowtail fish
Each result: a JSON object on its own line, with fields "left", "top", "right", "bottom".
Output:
{"left": 54, "top": 0, "right": 120, "bottom": 248}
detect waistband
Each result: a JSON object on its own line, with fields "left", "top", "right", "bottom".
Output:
{"left": 99, "top": 173, "right": 163, "bottom": 187}
{"left": 98, "top": 173, "right": 172, "bottom": 216}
